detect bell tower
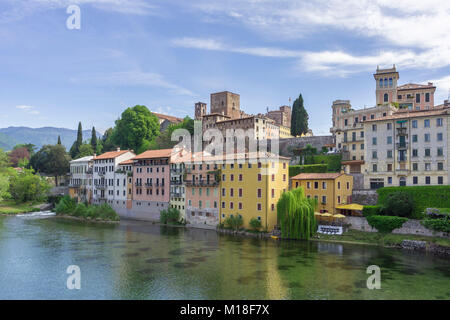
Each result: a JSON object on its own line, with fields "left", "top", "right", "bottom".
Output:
{"left": 374, "top": 65, "right": 399, "bottom": 105}
{"left": 195, "top": 102, "right": 207, "bottom": 120}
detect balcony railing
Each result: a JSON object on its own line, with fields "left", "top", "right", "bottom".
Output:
{"left": 135, "top": 182, "right": 142, "bottom": 187}
{"left": 397, "top": 156, "right": 407, "bottom": 162}
{"left": 396, "top": 127, "right": 407, "bottom": 135}
{"left": 171, "top": 192, "right": 183, "bottom": 198}
{"left": 185, "top": 180, "right": 219, "bottom": 186}
{"left": 145, "top": 182, "right": 152, "bottom": 187}
{"left": 396, "top": 142, "right": 408, "bottom": 149}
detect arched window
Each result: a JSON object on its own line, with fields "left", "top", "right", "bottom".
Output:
{"left": 389, "top": 78, "right": 393, "bottom": 87}
{"left": 384, "top": 78, "right": 388, "bottom": 87}
{"left": 379, "top": 79, "right": 383, "bottom": 87}
{"left": 384, "top": 93, "right": 389, "bottom": 102}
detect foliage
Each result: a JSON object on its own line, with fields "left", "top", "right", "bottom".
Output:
{"left": 112, "top": 105, "right": 160, "bottom": 153}
{"left": 224, "top": 215, "right": 244, "bottom": 231}
{"left": 57, "top": 135, "right": 61, "bottom": 145}
{"left": 69, "top": 122, "right": 83, "bottom": 158}
{"left": 366, "top": 215, "right": 408, "bottom": 233}
{"left": 382, "top": 191, "right": 414, "bottom": 218}
{"left": 377, "top": 186, "right": 450, "bottom": 219}
{"left": 310, "top": 154, "right": 342, "bottom": 172}
{"left": 8, "top": 147, "right": 30, "bottom": 167}
{"left": 29, "top": 144, "right": 70, "bottom": 186}
{"left": 91, "top": 127, "right": 97, "bottom": 152}
{"left": 290, "top": 94, "right": 309, "bottom": 136}
{"left": 13, "top": 143, "right": 36, "bottom": 156}
{"left": 55, "top": 196, "right": 119, "bottom": 221}
{"left": 249, "top": 218, "right": 262, "bottom": 231}
{"left": 160, "top": 207, "right": 181, "bottom": 224}
{"left": 9, "top": 168, "right": 51, "bottom": 203}
{"left": 277, "top": 187, "right": 317, "bottom": 240}
{"left": 289, "top": 164, "right": 327, "bottom": 177}
{"left": 422, "top": 218, "right": 450, "bottom": 233}
{"left": 76, "top": 143, "right": 94, "bottom": 158}
{"left": 101, "top": 128, "right": 115, "bottom": 152}
{"left": 0, "top": 148, "right": 10, "bottom": 168}
{"left": 362, "top": 205, "right": 383, "bottom": 217}
{"left": 150, "top": 116, "right": 194, "bottom": 150}
{"left": 47, "top": 194, "right": 64, "bottom": 206}
{"left": 0, "top": 200, "right": 41, "bottom": 215}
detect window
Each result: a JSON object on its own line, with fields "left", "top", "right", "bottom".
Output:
{"left": 387, "top": 123, "right": 392, "bottom": 130}
{"left": 425, "top": 92, "right": 430, "bottom": 102}
{"left": 314, "top": 181, "right": 319, "bottom": 189}
{"left": 437, "top": 133, "right": 443, "bottom": 141}
{"left": 425, "top": 163, "right": 431, "bottom": 171}
{"left": 271, "top": 189, "right": 275, "bottom": 198}
{"left": 257, "top": 189, "right": 262, "bottom": 198}
{"left": 307, "top": 182, "right": 311, "bottom": 189}
{"left": 389, "top": 78, "right": 393, "bottom": 87}
{"left": 372, "top": 137, "right": 377, "bottom": 145}
{"left": 412, "top": 163, "right": 418, "bottom": 171}
{"left": 438, "top": 176, "right": 443, "bottom": 185}
{"left": 373, "top": 164, "right": 377, "bottom": 172}
{"left": 337, "top": 182, "right": 341, "bottom": 189}
{"left": 425, "top": 176, "right": 431, "bottom": 185}
{"left": 437, "top": 147, "right": 444, "bottom": 156}
{"left": 222, "top": 188, "right": 225, "bottom": 197}
{"left": 413, "top": 176, "right": 418, "bottom": 185}
{"left": 361, "top": 143, "right": 364, "bottom": 150}
{"left": 384, "top": 93, "right": 388, "bottom": 102}
{"left": 257, "top": 174, "right": 261, "bottom": 181}
{"left": 388, "top": 177, "right": 392, "bottom": 184}
{"left": 424, "top": 119, "right": 430, "bottom": 128}
{"left": 387, "top": 163, "right": 392, "bottom": 171}
{"left": 257, "top": 203, "right": 262, "bottom": 211}
{"left": 412, "top": 135, "right": 418, "bottom": 143}
{"left": 412, "top": 120, "right": 417, "bottom": 128}
{"left": 346, "top": 182, "right": 350, "bottom": 189}
{"left": 230, "top": 188, "right": 234, "bottom": 197}
{"left": 372, "top": 124, "right": 377, "bottom": 132}
{"left": 412, "top": 149, "right": 418, "bottom": 157}
{"left": 416, "top": 93, "right": 420, "bottom": 103}
{"left": 322, "top": 182, "right": 326, "bottom": 189}
{"left": 238, "top": 202, "right": 242, "bottom": 210}
{"left": 437, "top": 118, "right": 443, "bottom": 127}
{"left": 372, "top": 151, "right": 377, "bottom": 159}
{"left": 321, "top": 196, "right": 327, "bottom": 204}
{"left": 425, "top": 148, "right": 431, "bottom": 157}
{"left": 387, "top": 136, "right": 392, "bottom": 144}
{"left": 239, "top": 188, "right": 243, "bottom": 197}
{"left": 438, "top": 162, "right": 444, "bottom": 171}
{"left": 387, "top": 150, "right": 393, "bottom": 158}
{"left": 424, "top": 133, "right": 430, "bottom": 142}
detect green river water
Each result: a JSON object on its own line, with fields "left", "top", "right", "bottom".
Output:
{"left": 0, "top": 214, "right": 449, "bottom": 299}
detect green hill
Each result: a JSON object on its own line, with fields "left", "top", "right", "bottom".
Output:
{"left": 0, "top": 127, "right": 102, "bottom": 151}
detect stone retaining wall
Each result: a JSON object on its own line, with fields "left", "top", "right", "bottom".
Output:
{"left": 351, "top": 189, "right": 378, "bottom": 206}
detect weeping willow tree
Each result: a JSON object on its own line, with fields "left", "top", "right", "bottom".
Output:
{"left": 277, "top": 187, "right": 318, "bottom": 240}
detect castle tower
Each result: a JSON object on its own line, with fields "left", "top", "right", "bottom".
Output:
{"left": 330, "top": 100, "right": 351, "bottom": 133}
{"left": 195, "top": 102, "right": 207, "bottom": 120}
{"left": 374, "top": 65, "right": 399, "bottom": 105}
{"left": 210, "top": 91, "right": 241, "bottom": 119}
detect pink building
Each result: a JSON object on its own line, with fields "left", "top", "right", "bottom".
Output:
{"left": 130, "top": 149, "right": 172, "bottom": 221}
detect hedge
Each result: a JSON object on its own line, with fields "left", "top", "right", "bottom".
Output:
{"left": 362, "top": 205, "right": 383, "bottom": 217}
{"left": 311, "top": 154, "right": 342, "bottom": 172}
{"left": 377, "top": 186, "right": 450, "bottom": 219}
{"left": 289, "top": 164, "right": 328, "bottom": 177}
{"left": 422, "top": 219, "right": 450, "bottom": 233}
{"left": 366, "top": 215, "right": 408, "bottom": 233}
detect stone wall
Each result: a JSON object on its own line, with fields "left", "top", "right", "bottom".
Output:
{"left": 112, "top": 201, "right": 168, "bottom": 222}
{"left": 351, "top": 189, "right": 378, "bottom": 205}
{"left": 345, "top": 216, "right": 450, "bottom": 238}
{"left": 351, "top": 174, "right": 365, "bottom": 191}
{"left": 279, "top": 136, "right": 334, "bottom": 158}
{"left": 50, "top": 186, "right": 69, "bottom": 196}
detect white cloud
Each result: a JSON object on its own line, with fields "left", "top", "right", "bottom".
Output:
{"left": 16, "top": 105, "right": 40, "bottom": 114}
{"left": 184, "top": 0, "right": 450, "bottom": 74}
{"left": 430, "top": 75, "right": 450, "bottom": 103}
{"left": 69, "top": 70, "right": 196, "bottom": 96}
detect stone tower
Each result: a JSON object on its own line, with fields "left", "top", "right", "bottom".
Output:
{"left": 210, "top": 91, "right": 241, "bottom": 119}
{"left": 195, "top": 102, "right": 207, "bottom": 120}
{"left": 374, "top": 65, "right": 399, "bottom": 105}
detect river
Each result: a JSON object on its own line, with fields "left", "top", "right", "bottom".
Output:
{"left": 0, "top": 213, "right": 449, "bottom": 299}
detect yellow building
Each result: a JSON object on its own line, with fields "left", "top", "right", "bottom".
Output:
{"left": 219, "top": 153, "right": 290, "bottom": 231}
{"left": 290, "top": 173, "right": 353, "bottom": 214}
{"left": 278, "top": 125, "right": 293, "bottom": 139}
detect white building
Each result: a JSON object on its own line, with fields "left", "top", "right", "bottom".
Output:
{"left": 92, "top": 148, "right": 135, "bottom": 205}
{"left": 68, "top": 156, "right": 94, "bottom": 203}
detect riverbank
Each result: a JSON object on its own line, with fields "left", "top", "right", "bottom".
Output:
{"left": 54, "top": 215, "right": 120, "bottom": 224}
{"left": 0, "top": 200, "right": 43, "bottom": 215}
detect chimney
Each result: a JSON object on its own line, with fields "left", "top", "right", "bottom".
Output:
{"left": 116, "top": 147, "right": 121, "bottom": 152}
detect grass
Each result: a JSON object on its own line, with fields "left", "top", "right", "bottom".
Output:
{"left": 315, "top": 229, "right": 450, "bottom": 248}
{"left": 0, "top": 200, "right": 42, "bottom": 215}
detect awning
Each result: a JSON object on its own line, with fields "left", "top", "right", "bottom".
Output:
{"left": 333, "top": 214, "right": 346, "bottom": 219}
{"left": 335, "top": 204, "right": 364, "bottom": 211}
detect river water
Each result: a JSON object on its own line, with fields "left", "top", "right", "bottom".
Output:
{"left": 0, "top": 213, "right": 449, "bottom": 299}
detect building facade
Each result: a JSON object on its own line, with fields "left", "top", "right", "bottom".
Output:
{"left": 92, "top": 149, "right": 135, "bottom": 205}
{"left": 290, "top": 173, "right": 354, "bottom": 214}
{"left": 68, "top": 156, "right": 93, "bottom": 203}
{"left": 363, "top": 108, "right": 450, "bottom": 189}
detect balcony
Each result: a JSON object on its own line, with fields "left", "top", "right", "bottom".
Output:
{"left": 145, "top": 182, "right": 152, "bottom": 187}
{"left": 396, "top": 127, "right": 408, "bottom": 136}
{"left": 397, "top": 156, "right": 407, "bottom": 162}
{"left": 171, "top": 192, "right": 183, "bottom": 198}
{"left": 98, "top": 171, "right": 105, "bottom": 176}
{"left": 135, "top": 182, "right": 142, "bottom": 187}
{"left": 170, "top": 168, "right": 183, "bottom": 174}
{"left": 171, "top": 180, "right": 183, "bottom": 185}
{"left": 186, "top": 180, "right": 219, "bottom": 186}
{"left": 396, "top": 142, "right": 408, "bottom": 149}
{"left": 95, "top": 184, "right": 106, "bottom": 189}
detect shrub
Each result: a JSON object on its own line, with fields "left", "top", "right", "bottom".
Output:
{"left": 312, "top": 154, "right": 342, "bottom": 172}
{"left": 366, "top": 215, "right": 408, "bottom": 233}
{"left": 289, "top": 164, "right": 327, "bottom": 177}
{"left": 160, "top": 207, "right": 180, "bottom": 224}
{"left": 422, "top": 218, "right": 450, "bottom": 233}
{"left": 54, "top": 195, "right": 76, "bottom": 215}
{"left": 9, "top": 169, "right": 51, "bottom": 203}
{"left": 224, "top": 215, "right": 244, "bottom": 230}
{"left": 377, "top": 186, "right": 450, "bottom": 219}
{"left": 249, "top": 218, "right": 262, "bottom": 231}
{"left": 362, "top": 205, "right": 383, "bottom": 217}
{"left": 73, "top": 203, "right": 88, "bottom": 217}
{"left": 382, "top": 191, "right": 413, "bottom": 217}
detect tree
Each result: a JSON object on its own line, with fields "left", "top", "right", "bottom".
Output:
{"left": 0, "top": 148, "right": 13, "bottom": 200}
{"left": 291, "top": 94, "right": 309, "bottom": 136}
{"left": 112, "top": 105, "right": 160, "bottom": 152}
{"left": 57, "top": 135, "right": 62, "bottom": 145}
{"left": 77, "top": 144, "right": 94, "bottom": 158}
{"left": 8, "top": 147, "right": 30, "bottom": 167}
{"left": 29, "top": 144, "right": 70, "bottom": 186}
{"left": 70, "top": 122, "right": 83, "bottom": 158}
{"left": 91, "top": 127, "right": 97, "bottom": 152}
{"left": 382, "top": 191, "right": 414, "bottom": 218}
{"left": 151, "top": 116, "right": 194, "bottom": 151}
{"left": 9, "top": 168, "right": 51, "bottom": 203}
{"left": 101, "top": 128, "right": 115, "bottom": 152}
{"left": 13, "top": 144, "right": 36, "bottom": 156}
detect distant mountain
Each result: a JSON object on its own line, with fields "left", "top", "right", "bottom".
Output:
{"left": 0, "top": 126, "right": 102, "bottom": 151}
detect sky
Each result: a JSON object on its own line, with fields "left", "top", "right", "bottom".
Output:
{"left": 1, "top": 0, "right": 450, "bottom": 135}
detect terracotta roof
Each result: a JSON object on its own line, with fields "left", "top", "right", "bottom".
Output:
{"left": 152, "top": 112, "right": 183, "bottom": 123}
{"left": 170, "top": 151, "right": 291, "bottom": 163}
{"left": 119, "top": 159, "right": 134, "bottom": 165}
{"left": 291, "top": 173, "right": 343, "bottom": 180}
{"left": 94, "top": 150, "right": 131, "bottom": 160}
{"left": 397, "top": 83, "right": 435, "bottom": 90}
{"left": 365, "top": 108, "right": 449, "bottom": 122}
{"left": 133, "top": 149, "right": 173, "bottom": 160}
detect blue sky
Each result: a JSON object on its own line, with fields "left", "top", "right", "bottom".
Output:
{"left": 1, "top": 0, "right": 450, "bottom": 135}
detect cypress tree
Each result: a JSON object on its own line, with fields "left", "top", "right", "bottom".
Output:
{"left": 290, "top": 94, "right": 309, "bottom": 136}
{"left": 70, "top": 122, "right": 83, "bottom": 158}
{"left": 57, "top": 135, "right": 61, "bottom": 145}
{"left": 91, "top": 127, "right": 97, "bottom": 153}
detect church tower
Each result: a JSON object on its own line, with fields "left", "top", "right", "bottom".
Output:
{"left": 374, "top": 65, "right": 399, "bottom": 105}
